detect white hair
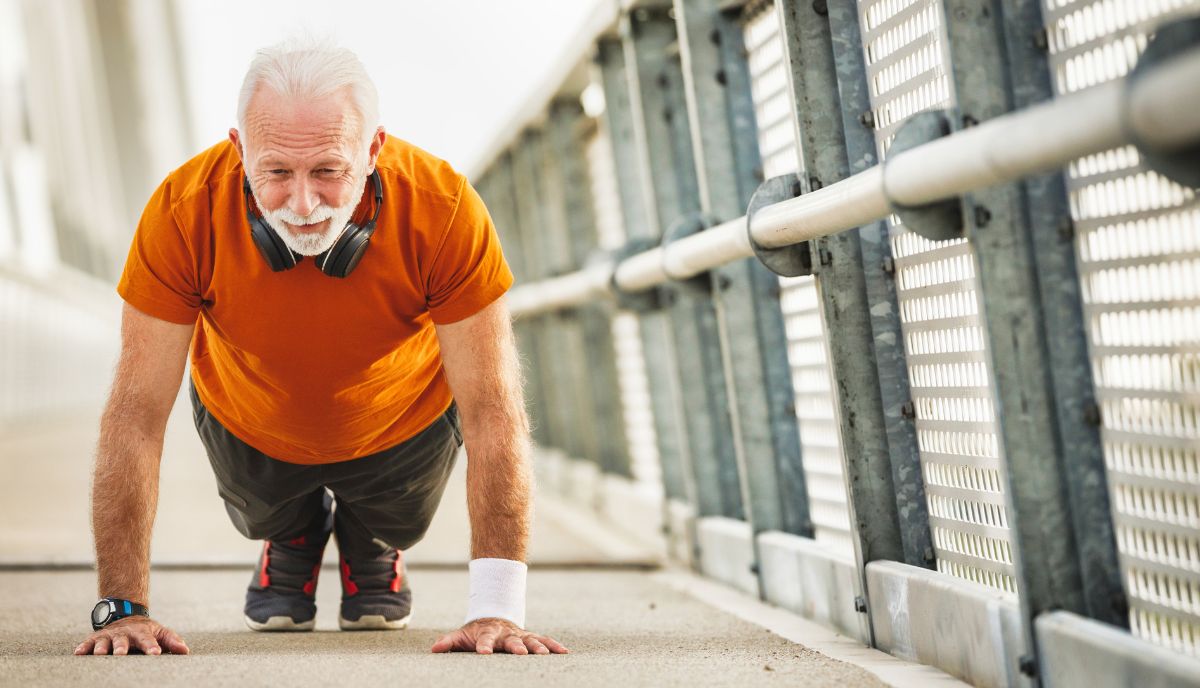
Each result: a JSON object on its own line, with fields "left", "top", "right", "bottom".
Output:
{"left": 236, "top": 38, "right": 380, "bottom": 151}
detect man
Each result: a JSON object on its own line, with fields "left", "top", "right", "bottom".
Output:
{"left": 73, "top": 40, "right": 567, "bottom": 657}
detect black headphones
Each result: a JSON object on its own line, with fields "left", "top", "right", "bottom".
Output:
{"left": 243, "top": 170, "right": 383, "bottom": 278}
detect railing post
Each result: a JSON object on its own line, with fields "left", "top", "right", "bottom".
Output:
{"left": 545, "top": 99, "right": 634, "bottom": 478}
{"left": 777, "top": 0, "right": 936, "bottom": 572}
{"left": 621, "top": 6, "right": 744, "bottom": 523}
{"left": 535, "top": 110, "right": 600, "bottom": 470}
{"left": 1000, "top": 0, "right": 1126, "bottom": 630}
{"left": 935, "top": 0, "right": 1128, "bottom": 678}
{"left": 596, "top": 36, "right": 695, "bottom": 512}
{"left": 672, "top": 0, "right": 812, "bottom": 547}
{"left": 479, "top": 154, "right": 552, "bottom": 451}
{"left": 511, "top": 133, "right": 573, "bottom": 456}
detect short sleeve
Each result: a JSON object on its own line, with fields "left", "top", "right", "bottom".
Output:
{"left": 116, "top": 178, "right": 202, "bottom": 325}
{"left": 425, "top": 177, "right": 515, "bottom": 324}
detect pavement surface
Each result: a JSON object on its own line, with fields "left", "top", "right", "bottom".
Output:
{"left": 0, "top": 394, "right": 964, "bottom": 687}
{"left": 1, "top": 568, "right": 898, "bottom": 688}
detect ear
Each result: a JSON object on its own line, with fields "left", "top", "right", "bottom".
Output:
{"left": 366, "top": 127, "right": 386, "bottom": 173}
{"left": 229, "top": 128, "right": 245, "bottom": 163}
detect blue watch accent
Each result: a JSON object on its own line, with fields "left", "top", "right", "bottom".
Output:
{"left": 124, "top": 600, "right": 131, "bottom": 615}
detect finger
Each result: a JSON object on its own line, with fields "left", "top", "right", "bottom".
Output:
{"left": 159, "top": 629, "right": 190, "bottom": 655}
{"left": 503, "top": 635, "right": 529, "bottom": 655}
{"left": 112, "top": 635, "right": 130, "bottom": 656}
{"left": 475, "top": 629, "right": 499, "bottom": 655}
{"left": 75, "top": 639, "right": 96, "bottom": 656}
{"left": 524, "top": 636, "right": 550, "bottom": 655}
{"left": 537, "top": 635, "right": 570, "bottom": 654}
{"left": 431, "top": 632, "right": 460, "bottom": 653}
{"left": 134, "top": 633, "right": 162, "bottom": 656}
{"left": 92, "top": 637, "right": 111, "bottom": 655}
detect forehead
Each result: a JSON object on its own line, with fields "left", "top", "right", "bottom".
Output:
{"left": 243, "top": 87, "right": 360, "bottom": 161}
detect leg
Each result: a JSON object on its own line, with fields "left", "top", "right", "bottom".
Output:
{"left": 324, "top": 404, "right": 461, "bottom": 630}
{"left": 189, "top": 381, "right": 331, "bottom": 541}
{"left": 325, "top": 403, "right": 462, "bottom": 558}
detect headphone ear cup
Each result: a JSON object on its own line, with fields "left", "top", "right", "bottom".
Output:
{"left": 318, "top": 223, "right": 371, "bottom": 278}
{"left": 249, "top": 214, "right": 298, "bottom": 271}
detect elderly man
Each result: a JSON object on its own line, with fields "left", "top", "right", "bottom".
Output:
{"left": 73, "top": 40, "right": 566, "bottom": 657}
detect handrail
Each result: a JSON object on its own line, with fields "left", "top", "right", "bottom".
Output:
{"left": 506, "top": 44, "right": 1200, "bottom": 319}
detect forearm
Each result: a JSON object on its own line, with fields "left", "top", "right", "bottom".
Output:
{"left": 91, "top": 402, "right": 165, "bottom": 606}
{"left": 464, "top": 404, "right": 533, "bottom": 562}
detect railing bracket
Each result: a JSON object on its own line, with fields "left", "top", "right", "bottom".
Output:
{"left": 884, "top": 110, "right": 966, "bottom": 242}
{"left": 661, "top": 211, "right": 720, "bottom": 299}
{"left": 610, "top": 237, "right": 666, "bottom": 312}
{"left": 1124, "top": 17, "right": 1200, "bottom": 189}
{"left": 747, "top": 174, "right": 812, "bottom": 277}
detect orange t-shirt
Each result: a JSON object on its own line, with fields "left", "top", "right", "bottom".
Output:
{"left": 117, "top": 137, "right": 513, "bottom": 465}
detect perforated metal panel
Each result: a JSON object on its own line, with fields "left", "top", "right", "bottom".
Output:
{"left": 1041, "top": 0, "right": 1200, "bottom": 656}
{"left": 586, "top": 127, "right": 663, "bottom": 490}
{"left": 858, "top": 0, "right": 1017, "bottom": 594}
{"left": 744, "top": 5, "right": 853, "bottom": 552}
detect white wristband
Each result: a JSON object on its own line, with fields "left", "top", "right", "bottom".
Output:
{"left": 465, "top": 558, "right": 528, "bottom": 628}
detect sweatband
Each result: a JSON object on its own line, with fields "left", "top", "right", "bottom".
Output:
{"left": 464, "top": 558, "right": 528, "bottom": 628}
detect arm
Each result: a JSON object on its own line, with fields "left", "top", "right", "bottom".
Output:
{"left": 429, "top": 297, "right": 567, "bottom": 655}
{"left": 75, "top": 302, "right": 193, "bottom": 656}
{"left": 434, "top": 297, "right": 532, "bottom": 562}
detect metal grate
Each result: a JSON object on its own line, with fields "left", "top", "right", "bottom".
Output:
{"left": 1041, "top": 0, "right": 1200, "bottom": 656}
{"left": 744, "top": 5, "right": 853, "bottom": 552}
{"left": 586, "top": 127, "right": 663, "bottom": 490}
{"left": 858, "top": 0, "right": 1017, "bottom": 594}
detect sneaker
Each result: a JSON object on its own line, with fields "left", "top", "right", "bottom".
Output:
{"left": 244, "top": 527, "right": 331, "bottom": 632}
{"left": 336, "top": 543, "right": 413, "bottom": 631}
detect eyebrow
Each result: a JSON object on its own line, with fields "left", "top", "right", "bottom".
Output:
{"left": 254, "top": 155, "right": 352, "bottom": 168}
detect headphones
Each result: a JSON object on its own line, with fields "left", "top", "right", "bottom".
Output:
{"left": 243, "top": 170, "right": 383, "bottom": 278}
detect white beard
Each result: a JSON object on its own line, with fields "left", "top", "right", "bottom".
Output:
{"left": 253, "top": 175, "right": 365, "bottom": 257}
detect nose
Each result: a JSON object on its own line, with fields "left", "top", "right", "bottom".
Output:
{"left": 286, "top": 176, "right": 321, "bottom": 218}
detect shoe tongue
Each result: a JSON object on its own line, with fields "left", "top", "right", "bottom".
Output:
{"left": 267, "top": 539, "right": 325, "bottom": 594}
{"left": 346, "top": 550, "right": 401, "bottom": 592}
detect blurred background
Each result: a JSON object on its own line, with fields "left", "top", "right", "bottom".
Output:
{"left": 0, "top": 0, "right": 622, "bottom": 565}
{"left": 0, "top": 0, "right": 628, "bottom": 431}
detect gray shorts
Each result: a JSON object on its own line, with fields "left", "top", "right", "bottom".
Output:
{"left": 188, "top": 381, "right": 462, "bottom": 558}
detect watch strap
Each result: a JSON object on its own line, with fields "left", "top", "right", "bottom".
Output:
{"left": 93, "top": 597, "right": 150, "bottom": 630}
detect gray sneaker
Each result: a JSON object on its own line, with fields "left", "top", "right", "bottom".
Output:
{"left": 336, "top": 539, "right": 412, "bottom": 630}
{"left": 244, "top": 526, "right": 331, "bottom": 632}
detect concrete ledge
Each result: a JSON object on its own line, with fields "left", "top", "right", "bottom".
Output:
{"left": 757, "top": 530, "right": 870, "bottom": 645}
{"left": 597, "top": 473, "right": 667, "bottom": 559}
{"left": 1038, "top": 611, "right": 1200, "bottom": 688}
{"left": 566, "top": 456, "right": 603, "bottom": 510}
{"left": 866, "top": 561, "right": 1028, "bottom": 688}
{"left": 666, "top": 498, "right": 696, "bottom": 566}
{"left": 535, "top": 447, "right": 571, "bottom": 496}
{"left": 697, "top": 516, "right": 759, "bottom": 597}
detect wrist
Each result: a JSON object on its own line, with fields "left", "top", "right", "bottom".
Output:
{"left": 465, "top": 558, "right": 527, "bottom": 628}
{"left": 91, "top": 597, "right": 150, "bottom": 630}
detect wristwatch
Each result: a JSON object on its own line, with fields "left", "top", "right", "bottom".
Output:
{"left": 91, "top": 598, "right": 150, "bottom": 630}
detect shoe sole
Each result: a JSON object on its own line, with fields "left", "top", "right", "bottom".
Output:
{"left": 244, "top": 615, "right": 316, "bottom": 632}
{"left": 338, "top": 612, "right": 412, "bottom": 631}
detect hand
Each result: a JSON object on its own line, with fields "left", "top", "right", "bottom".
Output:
{"left": 73, "top": 616, "right": 190, "bottom": 656}
{"left": 431, "top": 617, "right": 568, "bottom": 655}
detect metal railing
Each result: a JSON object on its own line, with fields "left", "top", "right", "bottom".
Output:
{"left": 506, "top": 43, "right": 1200, "bottom": 317}
{"left": 473, "top": 1, "right": 1200, "bottom": 685}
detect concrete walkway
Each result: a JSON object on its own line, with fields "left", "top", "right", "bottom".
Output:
{"left": 0, "top": 396, "right": 964, "bottom": 687}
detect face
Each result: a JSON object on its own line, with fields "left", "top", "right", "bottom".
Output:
{"left": 231, "top": 88, "right": 383, "bottom": 256}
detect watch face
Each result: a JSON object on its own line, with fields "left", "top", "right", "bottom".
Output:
{"left": 92, "top": 600, "right": 112, "bottom": 626}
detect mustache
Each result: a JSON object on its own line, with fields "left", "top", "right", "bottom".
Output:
{"left": 264, "top": 204, "right": 338, "bottom": 226}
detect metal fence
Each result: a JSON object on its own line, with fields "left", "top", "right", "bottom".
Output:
{"left": 471, "top": 0, "right": 1200, "bottom": 685}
